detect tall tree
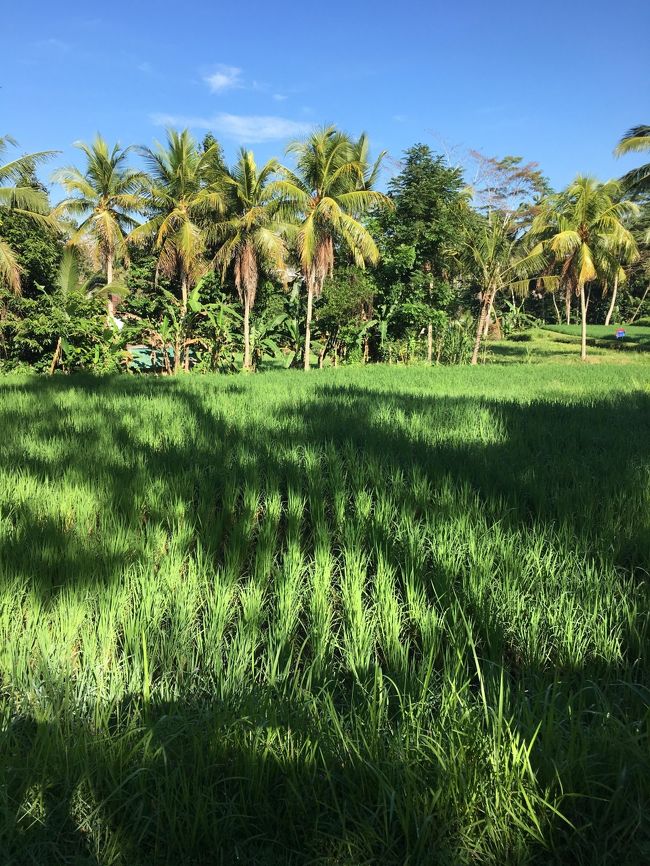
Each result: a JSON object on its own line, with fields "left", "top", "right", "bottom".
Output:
{"left": 615, "top": 125, "right": 650, "bottom": 196}
{"left": 212, "top": 149, "right": 287, "bottom": 370}
{"left": 53, "top": 135, "right": 145, "bottom": 314}
{"left": 0, "top": 136, "right": 56, "bottom": 293}
{"left": 129, "top": 129, "right": 227, "bottom": 370}
{"left": 379, "top": 144, "right": 466, "bottom": 362}
{"left": 278, "top": 127, "right": 390, "bottom": 369}
{"left": 530, "top": 177, "right": 638, "bottom": 359}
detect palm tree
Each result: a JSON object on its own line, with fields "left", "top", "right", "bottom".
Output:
{"left": 212, "top": 149, "right": 287, "bottom": 370}
{"left": 131, "top": 129, "right": 226, "bottom": 312}
{"left": 0, "top": 135, "right": 56, "bottom": 293}
{"left": 129, "top": 129, "right": 227, "bottom": 372}
{"left": 53, "top": 135, "right": 145, "bottom": 315}
{"left": 530, "top": 177, "right": 638, "bottom": 360}
{"left": 464, "top": 210, "right": 541, "bottom": 365}
{"left": 351, "top": 131, "right": 386, "bottom": 190}
{"left": 603, "top": 231, "right": 639, "bottom": 326}
{"left": 615, "top": 125, "right": 650, "bottom": 196}
{"left": 277, "top": 126, "right": 390, "bottom": 370}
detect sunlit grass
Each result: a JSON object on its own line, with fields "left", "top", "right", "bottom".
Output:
{"left": 487, "top": 327, "right": 650, "bottom": 364}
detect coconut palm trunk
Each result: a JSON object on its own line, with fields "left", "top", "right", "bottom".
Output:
{"left": 180, "top": 272, "right": 189, "bottom": 316}
{"left": 106, "top": 253, "right": 115, "bottom": 318}
{"left": 482, "top": 296, "right": 494, "bottom": 338}
{"left": 175, "top": 271, "right": 189, "bottom": 374}
{"left": 630, "top": 284, "right": 650, "bottom": 323}
{"left": 604, "top": 274, "right": 619, "bottom": 326}
{"left": 551, "top": 291, "right": 562, "bottom": 324}
{"left": 579, "top": 283, "right": 588, "bottom": 361}
{"left": 471, "top": 288, "right": 495, "bottom": 366}
{"left": 304, "top": 274, "right": 315, "bottom": 371}
{"left": 236, "top": 242, "right": 259, "bottom": 372}
{"left": 243, "top": 295, "right": 252, "bottom": 370}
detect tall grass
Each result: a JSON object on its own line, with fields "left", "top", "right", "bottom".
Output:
{"left": 1, "top": 364, "right": 649, "bottom": 864}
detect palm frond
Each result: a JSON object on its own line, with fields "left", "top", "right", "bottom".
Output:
{"left": 615, "top": 125, "right": 650, "bottom": 156}
{"left": 0, "top": 238, "right": 22, "bottom": 294}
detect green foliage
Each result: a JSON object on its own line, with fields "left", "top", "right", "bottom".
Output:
{"left": 249, "top": 312, "right": 287, "bottom": 369}
{"left": 370, "top": 144, "right": 472, "bottom": 355}
{"left": 0, "top": 287, "right": 118, "bottom": 372}
{"left": 315, "top": 265, "right": 375, "bottom": 361}
{"left": 0, "top": 139, "right": 57, "bottom": 293}
{"left": 0, "top": 208, "right": 62, "bottom": 295}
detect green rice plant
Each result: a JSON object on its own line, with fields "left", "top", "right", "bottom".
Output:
{"left": 0, "top": 364, "right": 649, "bottom": 864}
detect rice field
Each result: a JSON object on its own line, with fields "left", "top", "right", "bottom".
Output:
{"left": 1, "top": 364, "right": 649, "bottom": 865}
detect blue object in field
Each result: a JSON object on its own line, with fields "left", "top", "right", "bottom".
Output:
{"left": 126, "top": 345, "right": 199, "bottom": 372}
{"left": 616, "top": 329, "right": 626, "bottom": 340}
{"left": 127, "top": 346, "right": 174, "bottom": 372}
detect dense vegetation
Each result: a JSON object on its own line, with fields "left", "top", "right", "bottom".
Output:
{"left": 1, "top": 124, "right": 648, "bottom": 373}
{"left": 1, "top": 365, "right": 649, "bottom": 864}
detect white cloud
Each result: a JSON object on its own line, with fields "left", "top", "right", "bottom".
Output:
{"left": 150, "top": 112, "right": 312, "bottom": 143}
{"left": 138, "top": 61, "right": 153, "bottom": 74}
{"left": 204, "top": 65, "right": 243, "bottom": 93}
{"left": 272, "top": 93, "right": 288, "bottom": 102}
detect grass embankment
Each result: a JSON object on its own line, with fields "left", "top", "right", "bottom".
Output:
{"left": 542, "top": 323, "right": 650, "bottom": 349}
{"left": 488, "top": 325, "right": 650, "bottom": 364}
{"left": 1, "top": 365, "right": 649, "bottom": 864}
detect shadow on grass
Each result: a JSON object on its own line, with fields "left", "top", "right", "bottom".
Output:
{"left": 1, "top": 374, "right": 649, "bottom": 864}
{"left": 3, "top": 374, "right": 647, "bottom": 583}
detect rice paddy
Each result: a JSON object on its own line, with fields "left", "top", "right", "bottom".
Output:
{"left": 1, "top": 364, "right": 649, "bottom": 865}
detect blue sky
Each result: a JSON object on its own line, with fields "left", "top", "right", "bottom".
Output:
{"left": 3, "top": 0, "right": 649, "bottom": 197}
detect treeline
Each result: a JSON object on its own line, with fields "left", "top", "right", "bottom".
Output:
{"left": 0, "top": 124, "right": 648, "bottom": 373}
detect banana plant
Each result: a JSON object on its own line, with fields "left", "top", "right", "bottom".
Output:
{"left": 282, "top": 284, "right": 306, "bottom": 368}
{"left": 150, "top": 285, "right": 242, "bottom": 373}
{"left": 249, "top": 313, "right": 287, "bottom": 370}
{"left": 375, "top": 301, "right": 396, "bottom": 354}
